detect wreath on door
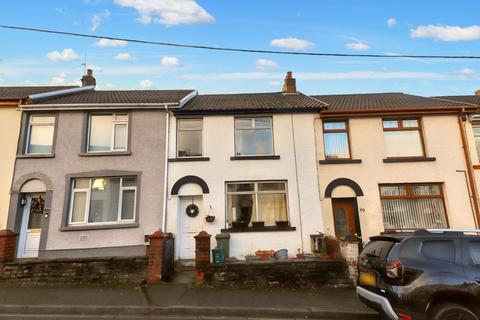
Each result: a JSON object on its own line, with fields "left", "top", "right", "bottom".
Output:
{"left": 186, "top": 204, "right": 199, "bottom": 217}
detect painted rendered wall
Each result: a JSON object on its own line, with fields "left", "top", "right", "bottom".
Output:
{"left": 10, "top": 110, "right": 167, "bottom": 258}
{"left": 167, "top": 113, "right": 324, "bottom": 259}
{"left": 0, "top": 106, "right": 21, "bottom": 229}
{"left": 316, "top": 114, "right": 477, "bottom": 242}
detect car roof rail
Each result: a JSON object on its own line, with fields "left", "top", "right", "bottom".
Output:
{"left": 419, "top": 228, "right": 480, "bottom": 235}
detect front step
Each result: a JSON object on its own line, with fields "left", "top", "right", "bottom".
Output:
{"left": 175, "top": 259, "right": 195, "bottom": 271}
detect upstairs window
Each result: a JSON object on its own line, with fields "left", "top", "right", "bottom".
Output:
{"left": 26, "top": 115, "right": 55, "bottom": 154}
{"left": 383, "top": 118, "right": 424, "bottom": 158}
{"left": 69, "top": 176, "right": 137, "bottom": 225}
{"left": 323, "top": 121, "right": 351, "bottom": 159}
{"left": 177, "top": 119, "right": 202, "bottom": 157}
{"left": 472, "top": 123, "right": 480, "bottom": 162}
{"left": 88, "top": 114, "right": 128, "bottom": 152}
{"left": 235, "top": 117, "right": 273, "bottom": 156}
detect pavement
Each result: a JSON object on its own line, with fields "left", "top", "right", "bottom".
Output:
{"left": 0, "top": 282, "right": 379, "bottom": 319}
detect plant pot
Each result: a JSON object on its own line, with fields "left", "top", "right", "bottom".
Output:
{"left": 205, "top": 215, "right": 215, "bottom": 223}
{"left": 232, "top": 221, "right": 249, "bottom": 229}
{"left": 252, "top": 221, "right": 265, "bottom": 228}
{"left": 275, "top": 221, "right": 290, "bottom": 228}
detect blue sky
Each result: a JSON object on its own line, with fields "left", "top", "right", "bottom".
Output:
{"left": 1, "top": 0, "right": 480, "bottom": 96}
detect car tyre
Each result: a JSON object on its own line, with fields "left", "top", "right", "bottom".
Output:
{"left": 431, "top": 303, "right": 479, "bottom": 320}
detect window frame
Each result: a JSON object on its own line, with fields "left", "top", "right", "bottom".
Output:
{"left": 471, "top": 121, "right": 480, "bottom": 163}
{"left": 67, "top": 176, "right": 137, "bottom": 226}
{"left": 25, "top": 114, "right": 56, "bottom": 155}
{"left": 234, "top": 117, "right": 275, "bottom": 157}
{"left": 382, "top": 117, "right": 426, "bottom": 158}
{"left": 176, "top": 118, "right": 203, "bottom": 158}
{"left": 87, "top": 113, "right": 129, "bottom": 153}
{"left": 379, "top": 182, "right": 449, "bottom": 231}
{"left": 322, "top": 120, "right": 352, "bottom": 160}
{"left": 225, "top": 180, "right": 289, "bottom": 226}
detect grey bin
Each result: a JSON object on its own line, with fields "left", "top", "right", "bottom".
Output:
{"left": 215, "top": 233, "right": 231, "bottom": 258}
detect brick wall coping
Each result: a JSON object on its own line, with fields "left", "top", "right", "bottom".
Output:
{"left": 6, "top": 256, "right": 147, "bottom": 266}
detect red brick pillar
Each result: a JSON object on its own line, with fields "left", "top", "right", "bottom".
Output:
{"left": 194, "top": 231, "right": 211, "bottom": 284}
{"left": 147, "top": 230, "right": 165, "bottom": 284}
{"left": 0, "top": 230, "right": 18, "bottom": 272}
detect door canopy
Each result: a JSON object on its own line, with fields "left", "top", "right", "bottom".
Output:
{"left": 325, "top": 178, "right": 363, "bottom": 198}
{"left": 171, "top": 175, "right": 209, "bottom": 196}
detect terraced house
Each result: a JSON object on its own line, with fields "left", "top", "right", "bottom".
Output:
{"left": 6, "top": 71, "right": 196, "bottom": 259}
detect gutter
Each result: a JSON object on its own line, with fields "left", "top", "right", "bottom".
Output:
{"left": 458, "top": 110, "right": 480, "bottom": 228}
{"left": 19, "top": 102, "right": 181, "bottom": 111}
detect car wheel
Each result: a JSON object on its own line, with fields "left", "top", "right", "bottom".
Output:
{"left": 431, "top": 303, "right": 479, "bottom": 320}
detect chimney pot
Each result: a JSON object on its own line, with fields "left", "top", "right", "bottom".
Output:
{"left": 282, "top": 71, "right": 297, "bottom": 94}
{"left": 81, "top": 69, "right": 96, "bottom": 87}
{"left": 87, "top": 69, "right": 93, "bottom": 76}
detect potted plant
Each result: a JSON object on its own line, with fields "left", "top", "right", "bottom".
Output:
{"left": 252, "top": 221, "right": 265, "bottom": 228}
{"left": 275, "top": 220, "right": 290, "bottom": 228}
{"left": 232, "top": 221, "right": 249, "bottom": 229}
{"left": 205, "top": 215, "right": 215, "bottom": 223}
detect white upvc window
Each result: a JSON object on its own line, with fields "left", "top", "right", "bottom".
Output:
{"left": 68, "top": 177, "right": 137, "bottom": 225}
{"left": 177, "top": 118, "right": 203, "bottom": 157}
{"left": 88, "top": 114, "right": 128, "bottom": 152}
{"left": 26, "top": 115, "right": 55, "bottom": 154}
{"left": 234, "top": 117, "right": 273, "bottom": 156}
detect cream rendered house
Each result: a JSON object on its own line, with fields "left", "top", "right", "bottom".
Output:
{"left": 0, "top": 87, "right": 75, "bottom": 229}
{"left": 312, "top": 92, "right": 480, "bottom": 243}
{"left": 166, "top": 73, "right": 327, "bottom": 260}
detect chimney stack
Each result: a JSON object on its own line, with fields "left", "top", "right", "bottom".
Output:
{"left": 81, "top": 69, "right": 96, "bottom": 87}
{"left": 282, "top": 71, "right": 297, "bottom": 94}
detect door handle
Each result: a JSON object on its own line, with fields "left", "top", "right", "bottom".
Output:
{"left": 354, "top": 233, "right": 362, "bottom": 240}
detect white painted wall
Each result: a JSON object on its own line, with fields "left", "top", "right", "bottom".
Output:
{"left": 315, "top": 114, "right": 477, "bottom": 242}
{"left": 167, "top": 113, "right": 323, "bottom": 259}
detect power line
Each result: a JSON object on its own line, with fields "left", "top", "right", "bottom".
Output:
{"left": 1, "top": 24, "right": 480, "bottom": 60}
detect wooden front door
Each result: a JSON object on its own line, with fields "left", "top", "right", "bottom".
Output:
{"left": 332, "top": 198, "right": 359, "bottom": 240}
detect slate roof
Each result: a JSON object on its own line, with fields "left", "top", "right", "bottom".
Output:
{"left": 32, "top": 90, "right": 196, "bottom": 105}
{"left": 312, "top": 92, "right": 470, "bottom": 113}
{"left": 0, "top": 86, "right": 77, "bottom": 101}
{"left": 432, "top": 95, "right": 480, "bottom": 106}
{"left": 177, "top": 92, "right": 327, "bottom": 114}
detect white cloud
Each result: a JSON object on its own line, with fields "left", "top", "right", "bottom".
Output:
{"left": 255, "top": 59, "right": 278, "bottom": 69}
{"left": 87, "top": 65, "right": 103, "bottom": 73}
{"left": 51, "top": 72, "right": 67, "bottom": 85}
{"left": 387, "top": 18, "right": 397, "bottom": 27}
{"left": 268, "top": 80, "right": 281, "bottom": 87}
{"left": 93, "top": 38, "right": 128, "bottom": 47}
{"left": 411, "top": 24, "right": 480, "bottom": 41}
{"left": 346, "top": 42, "right": 370, "bottom": 51}
{"left": 270, "top": 37, "right": 314, "bottom": 50}
{"left": 114, "top": 0, "right": 214, "bottom": 25}
{"left": 47, "top": 48, "right": 80, "bottom": 62}
{"left": 161, "top": 56, "right": 182, "bottom": 67}
{"left": 140, "top": 79, "right": 153, "bottom": 88}
{"left": 454, "top": 68, "right": 476, "bottom": 76}
{"left": 115, "top": 52, "right": 135, "bottom": 61}
{"left": 91, "top": 9, "right": 110, "bottom": 31}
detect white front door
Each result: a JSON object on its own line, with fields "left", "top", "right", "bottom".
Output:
{"left": 17, "top": 195, "right": 44, "bottom": 258}
{"left": 179, "top": 196, "right": 204, "bottom": 259}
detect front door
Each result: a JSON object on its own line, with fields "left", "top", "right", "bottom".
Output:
{"left": 17, "top": 195, "right": 44, "bottom": 258}
{"left": 332, "top": 198, "right": 360, "bottom": 241}
{"left": 179, "top": 196, "right": 204, "bottom": 259}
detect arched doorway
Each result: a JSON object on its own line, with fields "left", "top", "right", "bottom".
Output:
{"left": 17, "top": 179, "right": 47, "bottom": 258}
{"left": 325, "top": 178, "right": 363, "bottom": 241}
{"left": 171, "top": 176, "right": 209, "bottom": 260}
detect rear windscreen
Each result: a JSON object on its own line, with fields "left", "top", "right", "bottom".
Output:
{"left": 359, "top": 240, "right": 396, "bottom": 268}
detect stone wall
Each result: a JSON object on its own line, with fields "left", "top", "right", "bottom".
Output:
{"left": 0, "top": 256, "right": 147, "bottom": 285}
{"left": 205, "top": 259, "right": 353, "bottom": 288}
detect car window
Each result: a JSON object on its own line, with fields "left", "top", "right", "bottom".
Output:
{"left": 422, "top": 241, "right": 455, "bottom": 263}
{"left": 468, "top": 241, "right": 480, "bottom": 266}
{"left": 361, "top": 240, "right": 395, "bottom": 261}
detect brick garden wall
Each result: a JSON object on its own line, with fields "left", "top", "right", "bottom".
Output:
{"left": 0, "top": 256, "right": 147, "bottom": 285}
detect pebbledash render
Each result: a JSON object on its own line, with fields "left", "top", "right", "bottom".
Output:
{"left": 7, "top": 71, "right": 196, "bottom": 259}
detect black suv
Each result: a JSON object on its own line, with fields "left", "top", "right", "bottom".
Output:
{"left": 357, "top": 229, "right": 480, "bottom": 320}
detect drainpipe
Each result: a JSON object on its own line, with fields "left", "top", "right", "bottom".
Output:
{"left": 290, "top": 114, "right": 305, "bottom": 253}
{"left": 458, "top": 110, "right": 480, "bottom": 228}
{"left": 162, "top": 108, "right": 170, "bottom": 232}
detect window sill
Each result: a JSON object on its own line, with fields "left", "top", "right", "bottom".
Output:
{"left": 319, "top": 159, "right": 362, "bottom": 164}
{"left": 383, "top": 157, "right": 436, "bottom": 163}
{"left": 221, "top": 226, "right": 296, "bottom": 233}
{"left": 230, "top": 155, "right": 280, "bottom": 161}
{"left": 17, "top": 154, "right": 55, "bottom": 159}
{"left": 79, "top": 151, "right": 132, "bottom": 157}
{"left": 168, "top": 157, "right": 210, "bottom": 162}
{"left": 60, "top": 223, "right": 139, "bottom": 231}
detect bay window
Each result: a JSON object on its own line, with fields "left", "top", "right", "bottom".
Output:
{"left": 226, "top": 181, "right": 288, "bottom": 227}
{"left": 383, "top": 118, "right": 425, "bottom": 157}
{"left": 26, "top": 115, "right": 55, "bottom": 154}
{"left": 69, "top": 176, "right": 137, "bottom": 225}
{"left": 88, "top": 114, "right": 128, "bottom": 152}
{"left": 379, "top": 183, "right": 448, "bottom": 230}
{"left": 234, "top": 118, "right": 273, "bottom": 156}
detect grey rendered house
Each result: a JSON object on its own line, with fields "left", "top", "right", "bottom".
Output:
{"left": 8, "top": 80, "right": 196, "bottom": 259}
